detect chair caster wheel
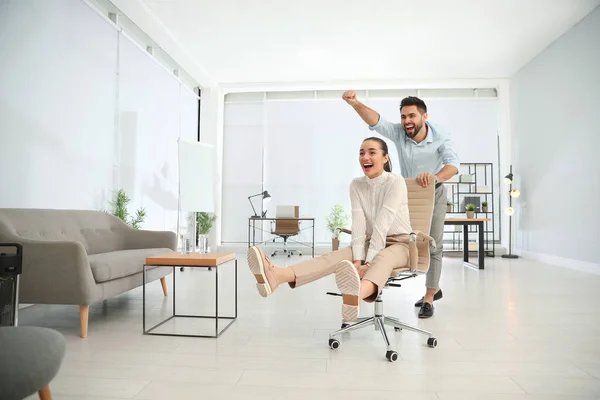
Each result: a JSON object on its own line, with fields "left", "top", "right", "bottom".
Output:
{"left": 394, "top": 327, "right": 402, "bottom": 332}
{"left": 180, "top": 267, "right": 184, "bottom": 271}
{"left": 288, "top": 254, "right": 291, "bottom": 258}
{"left": 427, "top": 337, "right": 438, "bottom": 348}
{"left": 341, "top": 323, "right": 349, "bottom": 329}
{"left": 329, "top": 339, "right": 340, "bottom": 350}
{"left": 298, "top": 252, "right": 303, "bottom": 256}
{"left": 385, "top": 350, "right": 399, "bottom": 362}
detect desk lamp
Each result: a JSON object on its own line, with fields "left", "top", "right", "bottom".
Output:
{"left": 248, "top": 191, "right": 271, "bottom": 218}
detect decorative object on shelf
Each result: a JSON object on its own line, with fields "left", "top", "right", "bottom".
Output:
{"left": 465, "top": 203, "right": 476, "bottom": 219}
{"left": 502, "top": 165, "right": 519, "bottom": 259}
{"left": 177, "top": 138, "right": 215, "bottom": 254}
{"left": 459, "top": 174, "right": 474, "bottom": 183}
{"left": 248, "top": 191, "right": 271, "bottom": 218}
{"left": 482, "top": 201, "right": 488, "bottom": 212}
{"left": 107, "top": 189, "right": 146, "bottom": 229}
{"left": 446, "top": 201, "right": 453, "bottom": 212}
{"left": 326, "top": 204, "right": 350, "bottom": 240}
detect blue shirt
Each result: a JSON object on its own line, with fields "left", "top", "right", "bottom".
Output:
{"left": 369, "top": 117, "right": 460, "bottom": 178}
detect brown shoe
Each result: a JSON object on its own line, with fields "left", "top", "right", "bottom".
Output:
{"left": 335, "top": 260, "right": 360, "bottom": 322}
{"left": 247, "top": 246, "right": 279, "bottom": 297}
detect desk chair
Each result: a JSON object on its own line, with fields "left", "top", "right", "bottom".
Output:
{"left": 327, "top": 178, "right": 437, "bottom": 362}
{"left": 270, "top": 205, "right": 302, "bottom": 258}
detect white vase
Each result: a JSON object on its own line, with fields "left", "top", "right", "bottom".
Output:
{"left": 466, "top": 211, "right": 474, "bottom": 219}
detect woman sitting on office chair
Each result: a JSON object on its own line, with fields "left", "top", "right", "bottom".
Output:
{"left": 247, "top": 137, "right": 413, "bottom": 322}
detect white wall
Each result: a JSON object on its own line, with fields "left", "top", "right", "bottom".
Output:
{"left": 510, "top": 6, "right": 600, "bottom": 271}
{"left": 0, "top": 0, "right": 199, "bottom": 232}
{"left": 221, "top": 94, "right": 501, "bottom": 245}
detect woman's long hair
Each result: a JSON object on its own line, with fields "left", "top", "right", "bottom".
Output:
{"left": 363, "top": 137, "right": 392, "bottom": 172}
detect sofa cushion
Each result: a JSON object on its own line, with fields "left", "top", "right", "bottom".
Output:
{"left": 89, "top": 248, "right": 174, "bottom": 283}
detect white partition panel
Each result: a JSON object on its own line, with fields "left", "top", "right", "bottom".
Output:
{"left": 0, "top": 0, "right": 118, "bottom": 210}
{"left": 118, "top": 36, "right": 181, "bottom": 230}
{"left": 221, "top": 103, "right": 265, "bottom": 243}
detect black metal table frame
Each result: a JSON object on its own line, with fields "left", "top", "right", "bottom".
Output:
{"left": 443, "top": 221, "right": 485, "bottom": 270}
{"left": 142, "top": 259, "right": 238, "bottom": 338}
{"left": 247, "top": 217, "right": 315, "bottom": 257}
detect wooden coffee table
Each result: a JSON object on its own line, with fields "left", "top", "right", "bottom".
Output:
{"left": 142, "top": 252, "right": 237, "bottom": 338}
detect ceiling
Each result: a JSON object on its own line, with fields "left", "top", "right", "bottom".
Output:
{"left": 110, "top": 0, "right": 599, "bottom": 88}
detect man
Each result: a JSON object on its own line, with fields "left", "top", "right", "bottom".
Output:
{"left": 342, "top": 90, "right": 459, "bottom": 318}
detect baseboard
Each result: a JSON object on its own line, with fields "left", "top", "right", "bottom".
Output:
{"left": 517, "top": 249, "right": 600, "bottom": 276}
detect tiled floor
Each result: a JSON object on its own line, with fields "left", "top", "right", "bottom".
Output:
{"left": 19, "top": 251, "right": 600, "bottom": 399}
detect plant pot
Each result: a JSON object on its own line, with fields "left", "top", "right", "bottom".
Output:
{"left": 466, "top": 211, "right": 474, "bottom": 219}
{"left": 482, "top": 206, "right": 488, "bottom": 213}
{"left": 446, "top": 205, "right": 452, "bottom": 212}
{"left": 197, "top": 234, "right": 209, "bottom": 253}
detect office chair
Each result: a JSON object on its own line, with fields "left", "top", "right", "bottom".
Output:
{"left": 270, "top": 205, "right": 302, "bottom": 258}
{"left": 327, "top": 178, "right": 438, "bottom": 362}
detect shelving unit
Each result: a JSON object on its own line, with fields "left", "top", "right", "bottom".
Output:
{"left": 443, "top": 162, "right": 497, "bottom": 257}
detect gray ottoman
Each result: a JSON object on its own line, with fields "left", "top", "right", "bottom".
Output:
{"left": 0, "top": 326, "right": 66, "bottom": 400}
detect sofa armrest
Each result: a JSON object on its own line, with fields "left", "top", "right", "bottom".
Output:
{"left": 13, "top": 238, "right": 99, "bottom": 305}
{"left": 124, "top": 229, "right": 177, "bottom": 251}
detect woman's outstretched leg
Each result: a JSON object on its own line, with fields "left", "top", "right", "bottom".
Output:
{"left": 247, "top": 246, "right": 362, "bottom": 321}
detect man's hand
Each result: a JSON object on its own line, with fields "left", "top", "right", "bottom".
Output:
{"left": 342, "top": 90, "right": 359, "bottom": 106}
{"left": 416, "top": 172, "right": 435, "bottom": 188}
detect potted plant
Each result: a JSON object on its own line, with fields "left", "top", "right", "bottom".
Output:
{"left": 108, "top": 189, "right": 146, "bottom": 229}
{"left": 195, "top": 212, "right": 217, "bottom": 253}
{"left": 446, "top": 201, "right": 453, "bottom": 212}
{"left": 482, "top": 201, "right": 488, "bottom": 213}
{"left": 465, "top": 203, "right": 476, "bottom": 219}
{"left": 326, "top": 204, "right": 349, "bottom": 249}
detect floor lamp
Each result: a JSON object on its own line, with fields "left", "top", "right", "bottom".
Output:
{"left": 502, "top": 165, "right": 520, "bottom": 259}
{"left": 177, "top": 138, "right": 215, "bottom": 254}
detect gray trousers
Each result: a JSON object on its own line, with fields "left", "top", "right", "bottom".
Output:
{"left": 425, "top": 184, "right": 447, "bottom": 289}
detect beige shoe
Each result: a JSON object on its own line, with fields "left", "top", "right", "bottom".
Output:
{"left": 335, "top": 260, "right": 361, "bottom": 322}
{"left": 247, "top": 246, "right": 279, "bottom": 297}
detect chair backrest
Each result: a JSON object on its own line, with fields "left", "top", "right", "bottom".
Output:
{"left": 402, "top": 178, "right": 436, "bottom": 273}
{"left": 404, "top": 178, "right": 435, "bottom": 235}
{"left": 273, "top": 205, "right": 300, "bottom": 234}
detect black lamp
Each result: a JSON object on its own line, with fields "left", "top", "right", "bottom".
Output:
{"left": 248, "top": 191, "right": 271, "bottom": 218}
{"left": 502, "top": 165, "right": 519, "bottom": 259}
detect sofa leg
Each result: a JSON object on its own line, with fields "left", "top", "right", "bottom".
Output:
{"left": 80, "top": 305, "right": 89, "bottom": 338}
{"left": 160, "top": 277, "right": 168, "bottom": 296}
{"left": 38, "top": 384, "right": 52, "bottom": 399}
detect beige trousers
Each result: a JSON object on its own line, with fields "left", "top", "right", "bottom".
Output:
{"left": 288, "top": 236, "right": 409, "bottom": 301}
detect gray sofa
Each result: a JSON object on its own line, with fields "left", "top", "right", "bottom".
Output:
{"left": 0, "top": 208, "right": 176, "bottom": 338}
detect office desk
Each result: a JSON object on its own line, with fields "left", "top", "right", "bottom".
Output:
{"left": 248, "top": 217, "right": 315, "bottom": 257}
{"left": 444, "top": 218, "right": 491, "bottom": 270}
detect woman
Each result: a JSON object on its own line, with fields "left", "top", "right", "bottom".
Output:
{"left": 247, "top": 137, "right": 413, "bottom": 322}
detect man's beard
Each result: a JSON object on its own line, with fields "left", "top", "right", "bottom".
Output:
{"left": 404, "top": 122, "right": 423, "bottom": 138}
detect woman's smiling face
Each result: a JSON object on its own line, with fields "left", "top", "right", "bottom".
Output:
{"left": 359, "top": 139, "right": 389, "bottom": 178}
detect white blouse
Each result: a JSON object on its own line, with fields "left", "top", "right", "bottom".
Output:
{"left": 349, "top": 171, "right": 412, "bottom": 263}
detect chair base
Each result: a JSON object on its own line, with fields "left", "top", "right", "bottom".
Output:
{"left": 270, "top": 248, "right": 302, "bottom": 258}
{"left": 328, "top": 295, "right": 437, "bottom": 362}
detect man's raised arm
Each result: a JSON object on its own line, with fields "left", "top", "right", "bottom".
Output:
{"left": 342, "top": 90, "right": 380, "bottom": 127}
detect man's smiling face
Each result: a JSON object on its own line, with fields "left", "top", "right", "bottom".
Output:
{"left": 400, "top": 105, "right": 427, "bottom": 138}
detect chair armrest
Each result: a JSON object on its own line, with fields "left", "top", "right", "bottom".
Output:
{"left": 124, "top": 229, "right": 177, "bottom": 251}
{"left": 13, "top": 238, "right": 99, "bottom": 305}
